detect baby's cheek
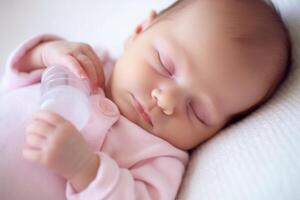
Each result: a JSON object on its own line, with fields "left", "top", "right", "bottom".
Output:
{"left": 160, "top": 119, "right": 199, "bottom": 150}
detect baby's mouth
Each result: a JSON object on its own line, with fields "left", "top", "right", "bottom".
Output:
{"left": 129, "top": 93, "right": 153, "bottom": 127}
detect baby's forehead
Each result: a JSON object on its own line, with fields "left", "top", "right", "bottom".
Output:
{"left": 164, "top": 1, "right": 286, "bottom": 73}
{"left": 163, "top": 0, "right": 278, "bottom": 35}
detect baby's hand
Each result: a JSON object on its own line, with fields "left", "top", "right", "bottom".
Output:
{"left": 23, "top": 111, "right": 95, "bottom": 180}
{"left": 41, "top": 40, "right": 105, "bottom": 93}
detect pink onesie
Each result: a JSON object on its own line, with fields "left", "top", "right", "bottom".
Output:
{"left": 0, "top": 34, "right": 188, "bottom": 200}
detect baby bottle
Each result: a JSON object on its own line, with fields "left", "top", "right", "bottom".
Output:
{"left": 40, "top": 66, "right": 91, "bottom": 130}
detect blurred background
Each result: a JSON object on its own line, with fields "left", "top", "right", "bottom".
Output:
{"left": 0, "top": 0, "right": 175, "bottom": 76}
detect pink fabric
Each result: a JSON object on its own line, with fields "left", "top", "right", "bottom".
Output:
{"left": 0, "top": 34, "right": 64, "bottom": 92}
{"left": 0, "top": 34, "right": 188, "bottom": 200}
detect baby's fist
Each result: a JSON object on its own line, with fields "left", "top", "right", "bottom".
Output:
{"left": 23, "top": 111, "right": 94, "bottom": 180}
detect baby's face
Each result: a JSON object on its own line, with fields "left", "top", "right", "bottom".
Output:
{"left": 106, "top": 3, "right": 272, "bottom": 150}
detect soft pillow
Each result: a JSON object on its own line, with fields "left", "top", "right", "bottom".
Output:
{"left": 177, "top": 0, "right": 300, "bottom": 199}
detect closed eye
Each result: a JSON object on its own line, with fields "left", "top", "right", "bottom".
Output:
{"left": 188, "top": 101, "right": 207, "bottom": 126}
{"left": 157, "top": 49, "right": 175, "bottom": 77}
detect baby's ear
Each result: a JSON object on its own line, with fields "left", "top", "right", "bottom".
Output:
{"left": 124, "top": 10, "right": 157, "bottom": 49}
{"left": 135, "top": 10, "right": 158, "bottom": 34}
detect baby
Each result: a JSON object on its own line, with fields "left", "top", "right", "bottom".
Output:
{"left": 0, "top": 0, "right": 290, "bottom": 199}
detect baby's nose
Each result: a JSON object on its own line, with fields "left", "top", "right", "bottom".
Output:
{"left": 151, "top": 88, "right": 178, "bottom": 116}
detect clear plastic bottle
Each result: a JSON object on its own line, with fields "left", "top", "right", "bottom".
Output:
{"left": 40, "top": 66, "right": 91, "bottom": 130}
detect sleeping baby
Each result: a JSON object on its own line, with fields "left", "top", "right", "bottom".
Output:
{"left": 0, "top": 0, "right": 290, "bottom": 199}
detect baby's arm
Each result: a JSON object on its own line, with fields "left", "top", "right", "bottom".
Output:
{"left": 14, "top": 42, "right": 45, "bottom": 73}
{"left": 65, "top": 150, "right": 187, "bottom": 200}
{"left": 1, "top": 34, "right": 104, "bottom": 92}
{"left": 1, "top": 34, "right": 60, "bottom": 92}
{"left": 24, "top": 110, "right": 187, "bottom": 200}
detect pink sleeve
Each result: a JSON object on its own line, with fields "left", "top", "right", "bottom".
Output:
{"left": 0, "top": 34, "right": 64, "bottom": 92}
{"left": 66, "top": 152, "right": 187, "bottom": 200}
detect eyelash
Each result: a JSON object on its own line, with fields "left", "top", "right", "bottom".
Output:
{"left": 188, "top": 102, "right": 207, "bottom": 125}
{"left": 156, "top": 50, "right": 174, "bottom": 77}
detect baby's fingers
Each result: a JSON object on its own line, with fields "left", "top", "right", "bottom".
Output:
{"left": 82, "top": 47, "right": 105, "bottom": 88}
{"left": 22, "top": 148, "right": 42, "bottom": 162}
{"left": 26, "top": 118, "right": 55, "bottom": 137}
{"left": 60, "top": 55, "right": 88, "bottom": 79}
{"left": 32, "top": 111, "right": 67, "bottom": 127}
{"left": 25, "top": 133, "right": 46, "bottom": 149}
{"left": 72, "top": 52, "right": 98, "bottom": 92}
